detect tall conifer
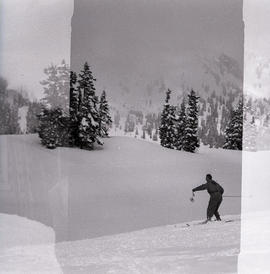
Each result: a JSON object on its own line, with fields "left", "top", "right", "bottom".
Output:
{"left": 174, "top": 99, "right": 186, "bottom": 150}
{"left": 98, "top": 90, "right": 112, "bottom": 137}
{"left": 159, "top": 89, "right": 176, "bottom": 149}
{"left": 77, "top": 62, "right": 102, "bottom": 149}
{"left": 183, "top": 90, "right": 200, "bottom": 152}
{"left": 223, "top": 98, "right": 243, "bottom": 150}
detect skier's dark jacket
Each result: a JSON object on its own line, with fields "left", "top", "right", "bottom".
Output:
{"left": 192, "top": 180, "right": 224, "bottom": 196}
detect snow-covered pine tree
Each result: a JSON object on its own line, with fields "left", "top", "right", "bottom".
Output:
{"left": 159, "top": 89, "right": 176, "bottom": 149}
{"left": 26, "top": 101, "right": 42, "bottom": 133}
{"left": 243, "top": 116, "right": 257, "bottom": 151}
{"left": 69, "top": 71, "right": 78, "bottom": 117}
{"left": 57, "top": 60, "right": 70, "bottom": 112}
{"left": 77, "top": 62, "right": 102, "bottom": 149}
{"left": 174, "top": 99, "right": 186, "bottom": 150}
{"left": 98, "top": 90, "right": 112, "bottom": 137}
{"left": 37, "top": 107, "right": 69, "bottom": 149}
{"left": 183, "top": 90, "right": 200, "bottom": 152}
{"left": 40, "top": 60, "right": 70, "bottom": 111}
{"left": 69, "top": 70, "right": 79, "bottom": 145}
{"left": 223, "top": 98, "right": 243, "bottom": 150}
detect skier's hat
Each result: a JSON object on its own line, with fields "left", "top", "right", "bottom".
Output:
{"left": 206, "top": 174, "right": 212, "bottom": 180}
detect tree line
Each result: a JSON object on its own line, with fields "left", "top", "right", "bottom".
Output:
{"left": 1, "top": 59, "right": 244, "bottom": 152}
{"left": 159, "top": 89, "right": 243, "bottom": 152}
{"left": 0, "top": 76, "right": 26, "bottom": 134}
{"left": 38, "top": 61, "right": 112, "bottom": 149}
{"left": 159, "top": 89, "right": 200, "bottom": 153}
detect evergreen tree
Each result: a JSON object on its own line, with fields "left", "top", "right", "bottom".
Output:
{"left": 40, "top": 60, "right": 69, "bottom": 111}
{"left": 57, "top": 60, "right": 70, "bottom": 111}
{"left": 0, "top": 76, "right": 20, "bottom": 134}
{"left": 98, "top": 90, "right": 112, "bottom": 137}
{"left": 183, "top": 90, "right": 200, "bottom": 152}
{"left": 37, "top": 107, "right": 69, "bottom": 149}
{"left": 69, "top": 71, "right": 79, "bottom": 145}
{"left": 142, "top": 128, "right": 146, "bottom": 139}
{"left": 174, "top": 99, "right": 186, "bottom": 150}
{"left": 0, "top": 103, "right": 10, "bottom": 134}
{"left": 114, "top": 111, "right": 120, "bottom": 128}
{"left": 223, "top": 98, "right": 243, "bottom": 150}
{"left": 263, "top": 114, "right": 270, "bottom": 127}
{"left": 26, "top": 101, "right": 42, "bottom": 133}
{"left": 69, "top": 71, "right": 78, "bottom": 118}
{"left": 243, "top": 116, "right": 257, "bottom": 151}
{"left": 159, "top": 89, "right": 176, "bottom": 149}
{"left": 124, "top": 114, "right": 135, "bottom": 133}
{"left": 77, "top": 62, "right": 102, "bottom": 149}
{"left": 8, "top": 107, "right": 20, "bottom": 134}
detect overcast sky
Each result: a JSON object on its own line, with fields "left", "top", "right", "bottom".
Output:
{"left": 0, "top": 0, "right": 270, "bottom": 99}
{"left": 0, "top": 0, "right": 73, "bottom": 99}
{"left": 243, "top": 0, "right": 270, "bottom": 97}
{"left": 71, "top": 0, "right": 244, "bottom": 103}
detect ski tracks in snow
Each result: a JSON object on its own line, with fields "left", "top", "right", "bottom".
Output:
{"left": 56, "top": 215, "right": 240, "bottom": 273}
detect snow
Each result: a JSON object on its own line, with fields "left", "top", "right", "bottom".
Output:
{"left": 0, "top": 212, "right": 241, "bottom": 273}
{"left": 0, "top": 134, "right": 244, "bottom": 272}
{"left": 238, "top": 150, "right": 270, "bottom": 274}
{"left": 0, "top": 213, "right": 62, "bottom": 273}
{"left": 0, "top": 134, "right": 241, "bottom": 242}
{"left": 56, "top": 215, "right": 240, "bottom": 274}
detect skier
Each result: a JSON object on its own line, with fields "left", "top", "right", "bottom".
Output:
{"left": 191, "top": 174, "right": 224, "bottom": 223}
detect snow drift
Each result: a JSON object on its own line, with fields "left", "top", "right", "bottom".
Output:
{"left": 0, "top": 213, "right": 62, "bottom": 273}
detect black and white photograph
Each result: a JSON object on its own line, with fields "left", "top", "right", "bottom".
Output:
{"left": 0, "top": 0, "right": 269, "bottom": 273}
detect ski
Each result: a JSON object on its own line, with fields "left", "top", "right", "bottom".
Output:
{"left": 184, "top": 219, "right": 236, "bottom": 227}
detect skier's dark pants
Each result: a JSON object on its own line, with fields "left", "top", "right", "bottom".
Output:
{"left": 207, "top": 192, "right": 222, "bottom": 220}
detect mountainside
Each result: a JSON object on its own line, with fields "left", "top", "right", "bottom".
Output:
{"left": 109, "top": 53, "right": 242, "bottom": 112}
{"left": 0, "top": 76, "right": 42, "bottom": 135}
{"left": 109, "top": 54, "right": 243, "bottom": 148}
{"left": 245, "top": 52, "right": 270, "bottom": 98}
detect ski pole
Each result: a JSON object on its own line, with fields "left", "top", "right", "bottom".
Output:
{"left": 223, "top": 195, "right": 241, "bottom": 198}
{"left": 223, "top": 195, "right": 252, "bottom": 198}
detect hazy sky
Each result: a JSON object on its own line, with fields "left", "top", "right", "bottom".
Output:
{"left": 1, "top": 0, "right": 270, "bottom": 100}
{"left": 71, "top": 0, "right": 244, "bottom": 103}
{"left": 244, "top": 0, "right": 270, "bottom": 97}
{"left": 0, "top": 0, "right": 73, "bottom": 99}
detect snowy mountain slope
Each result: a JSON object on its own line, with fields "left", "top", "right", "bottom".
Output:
{"left": 245, "top": 52, "right": 270, "bottom": 98}
{"left": 56, "top": 215, "right": 240, "bottom": 274}
{"left": 0, "top": 134, "right": 241, "bottom": 242}
{"left": 107, "top": 54, "right": 243, "bottom": 148}
{"left": 107, "top": 54, "right": 242, "bottom": 112}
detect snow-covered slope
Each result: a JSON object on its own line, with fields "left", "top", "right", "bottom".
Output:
{"left": 0, "top": 134, "right": 241, "bottom": 242}
{"left": 0, "top": 213, "right": 62, "bottom": 273}
{"left": 56, "top": 215, "right": 240, "bottom": 274}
